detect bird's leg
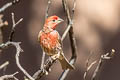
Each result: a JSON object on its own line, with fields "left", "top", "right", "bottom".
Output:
{"left": 40, "top": 51, "right": 48, "bottom": 75}
{"left": 41, "top": 51, "right": 45, "bottom": 69}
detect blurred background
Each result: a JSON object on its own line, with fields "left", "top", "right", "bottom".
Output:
{"left": 0, "top": 0, "right": 120, "bottom": 80}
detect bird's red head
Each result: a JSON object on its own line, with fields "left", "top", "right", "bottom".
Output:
{"left": 44, "top": 15, "right": 64, "bottom": 30}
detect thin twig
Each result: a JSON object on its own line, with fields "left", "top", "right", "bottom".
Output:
{"left": 0, "top": 0, "right": 20, "bottom": 13}
{"left": 0, "top": 61, "right": 9, "bottom": 70}
{"left": 91, "top": 49, "right": 115, "bottom": 80}
{"left": 83, "top": 52, "right": 96, "bottom": 80}
{"left": 71, "top": 0, "right": 76, "bottom": 20}
{"left": 84, "top": 60, "right": 97, "bottom": 80}
{"left": 9, "top": 12, "right": 23, "bottom": 41}
{"left": 45, "top": 0, "right": 51, "bottom": 20}
{"left": 0, "top": 12, "right": 33, "bottom": 80}
{"left": 59, "top": 0, "right": 77, "bottom": 80}
{"left": 0, "top": 72, "right": 19, "bottom": 80}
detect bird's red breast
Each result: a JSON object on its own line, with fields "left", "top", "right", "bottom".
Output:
{"left": 39, "top": 30, "right": 61, "bottom": 55}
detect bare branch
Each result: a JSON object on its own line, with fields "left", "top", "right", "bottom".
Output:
{"left": 0, "top": 11, "right": 34, "bottom": 80}
{"left": 62, "top": 24, "right": 72, "bottom": 41}
{"left": 0, "top": 72, "right": 19, "bottom": 80}
{"left": 0, "top": 0, "right": 20, "bottom": 13}
{"left": 9, "top": 12, "right": 23, "bottom": 41}
{"left": 84, "top": 52, "right": 96, "bottom": 80}
{"left": 0, "top": 61, "right": 9, "bottom": 70}
{"left": 0, "top": 41, "right": 34, "bottom": 80}
{"left": 59, "top": 0, "right": 77, "bottom": 79}
{"left": 84, "top": 61, "right": 97, "bottom": 80}
{"left": 91, "top": 49, "right": 115, "bottom": 80}
{"left": 71, "top": 0, "right": 76, "bottom": 20}
{"left": 15, "top": 42, "right": 35, "bottom": 80}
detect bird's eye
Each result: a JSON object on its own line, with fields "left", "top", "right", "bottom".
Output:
{"left": 52, "top": 20, "right": 56, "bottom": 22}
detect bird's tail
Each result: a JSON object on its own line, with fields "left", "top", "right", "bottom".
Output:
{"left": 59, "top": 53, "right": 75, "bottom": 70}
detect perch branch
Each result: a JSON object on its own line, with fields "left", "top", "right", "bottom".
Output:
{"left": 33, "top": 58, "right": 56, "bottom": 80}
{"left": 0, "top": 0, "right": 20, "bottom": 13}
{"left": 59, "top": 0, "right": 77, "bottom": 80}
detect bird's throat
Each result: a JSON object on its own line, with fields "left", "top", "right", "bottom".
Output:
{"left": 43, "top": 26, "right": 53, "bottom": 33}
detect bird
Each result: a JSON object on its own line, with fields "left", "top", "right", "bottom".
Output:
{"left": 38, "top": 15, "right": 74, "bottom": 70}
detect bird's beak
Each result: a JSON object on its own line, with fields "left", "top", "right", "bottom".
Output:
{"left": 58, "top": 18, "right": 64, "bottom": 22}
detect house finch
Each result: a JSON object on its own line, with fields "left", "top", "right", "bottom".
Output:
{"left": 38, "top": 15, "right": 74, "bottom": 70}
